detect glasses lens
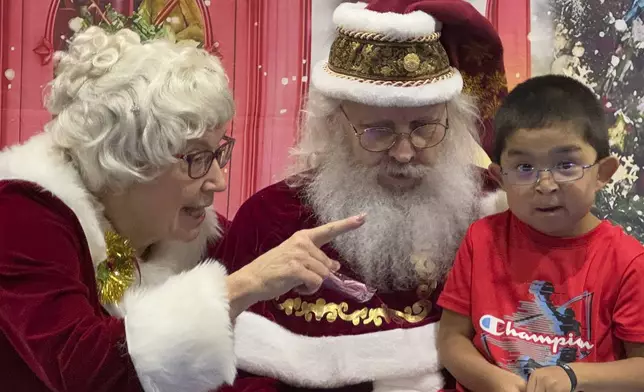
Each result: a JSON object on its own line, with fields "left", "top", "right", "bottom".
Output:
{"left": 505, "top": 169, "right": 537, "bottom": 185}
{"left": 360, "top": 127, "right": 397, "bottom": 151}
{"left": 410, "top": 124, "right": 446, "bottom": 148}
{"left": 552, "top": 165, "right": 583, "bottom": 182}
{"left": 188, "top": 151, "right": 214, "bottom": 178}
{"left": 215, "top": 141, "right": 234, "bottom": 168}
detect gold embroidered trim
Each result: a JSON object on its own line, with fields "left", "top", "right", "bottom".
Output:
{"left": 337, "top": 28, "right": 441, "bottom": 43}
{"left": 327, "top": 31, "right": 452, "bottom": 82}
{"left": 323, "top": 64, "right": 456, "bottom": 87}
{"left": 462, "top": 70, "right": 508, "bottom": 119}
{"left": 277, "top": 297, "right": 432, "bottom": 327}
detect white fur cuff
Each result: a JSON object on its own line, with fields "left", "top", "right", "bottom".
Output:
{"left": 123, "top": 262, "right": 236, "bottom": 392}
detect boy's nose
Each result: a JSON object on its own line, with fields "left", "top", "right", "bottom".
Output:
{"left": 535, "top": 171, "right": 559, "bottom": 194}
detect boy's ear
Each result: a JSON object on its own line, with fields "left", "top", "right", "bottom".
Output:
{"left": 596, "top": 156, "right": 619, "bottom": 189}
{"left": 488, "top": 163, "right": 505, "bottom": 189}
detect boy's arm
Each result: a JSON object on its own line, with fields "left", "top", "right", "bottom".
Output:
{"left": 526, "top": 342, "right": 644, "bottom": 392}
{"left": 574, "top": 342, "right": 644, "bottom": 391}
{"left": 439, "top": 310, "right": 527, "bottom": 392}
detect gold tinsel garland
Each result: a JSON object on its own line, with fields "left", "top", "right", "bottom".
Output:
{"left": 96, "top": 231, "right": 137, "bottom": 305}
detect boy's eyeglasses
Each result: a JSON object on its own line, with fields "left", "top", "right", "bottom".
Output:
{"left": 501, "top": 162, "right": 597, "bottom": 185}
{"left": 339, "top": 106, "right": 449, "bottom": 152}
{"left": 176, "top": 135, "right": 236, "bottom": 179}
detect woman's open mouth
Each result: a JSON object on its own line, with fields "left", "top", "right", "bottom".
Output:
{"left": 182, "top": 206, "right": 206, "bottom": 220}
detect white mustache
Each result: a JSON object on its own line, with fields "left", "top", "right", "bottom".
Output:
{"left": 381, "top": 162, "right": 428, "bottom": 178}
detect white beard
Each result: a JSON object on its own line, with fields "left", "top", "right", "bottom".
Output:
{"left": 304, "top": 143, "right": 480, "bottom": 292}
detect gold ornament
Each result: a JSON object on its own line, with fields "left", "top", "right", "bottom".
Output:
{"left": 403, "top": 53, "right": 421, "bottom": 72}
{"left": 96, "top": 231, "right": 137, "bottom": 305}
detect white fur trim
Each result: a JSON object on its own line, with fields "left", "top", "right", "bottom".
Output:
{"left": 124, "top": 262, "right": 236, "bottom": 391}
{"left": 140, "top": 208, "right": 221, "bottom": 287}
{"left": 0, "top": 133, "right": 108, "bottom": 263}
{"left": 479, "top": 189, "right": 508, "bottom": 218}
{"left": 312, "top": 61, "right": 463, "bottom": 107}
{"left": 233, "top": 312, "right": 442, "bottom": 388}
{"left": 333, "top": 2, "right": 440, "bottom": 39}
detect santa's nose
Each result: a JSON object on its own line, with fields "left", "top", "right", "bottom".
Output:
{"left": 388, "top": 136, "right": 415, "bottom": 163}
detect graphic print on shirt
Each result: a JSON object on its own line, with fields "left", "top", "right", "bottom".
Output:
{"left": 478, "top": 281, "right": 594, "bottom": 380}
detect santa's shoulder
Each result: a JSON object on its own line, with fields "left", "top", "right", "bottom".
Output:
{"left": 245, "top": 178, "right": 302, "bottom": 206}
{"left": 478, "top": 188, "right": 508, "bottom": 218}
{"left": 237, "top": 177, "right": 316, "bottom": 224}
{"left": 474, "top": 166, "right": 508, "bottom": 218}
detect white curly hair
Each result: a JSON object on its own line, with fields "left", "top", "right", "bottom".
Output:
{"left": 45, "top": 26, "right": 234, "bottom": 193}
{"left": 287, "top": 87, "right": 482, "bottom": 184}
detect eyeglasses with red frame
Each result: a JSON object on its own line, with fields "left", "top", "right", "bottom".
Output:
{"left": 176, "top": 135, "right": 236, "bottom": 179}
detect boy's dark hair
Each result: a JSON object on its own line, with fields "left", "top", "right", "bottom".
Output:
{"left": 491, "top": 74, "right": 609, "bottom": 163}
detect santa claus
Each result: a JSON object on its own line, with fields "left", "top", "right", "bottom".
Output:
{"left": 216, "top": 0, "right": 509, "bottom": 391}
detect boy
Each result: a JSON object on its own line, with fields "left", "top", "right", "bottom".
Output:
{"left": 437, "top": 75, "right": 644, "bottom": 392}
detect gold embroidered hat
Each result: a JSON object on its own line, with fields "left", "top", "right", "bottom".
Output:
{"left": 311, "top": 0, "right": 508, "bottom": 154}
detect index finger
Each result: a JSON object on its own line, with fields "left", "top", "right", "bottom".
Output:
{"left": 302, "top": 214, "right": 366, "bottom": 248}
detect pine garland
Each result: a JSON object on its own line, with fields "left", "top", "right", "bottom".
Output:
{"left": 77, "top": 3, "right": 182, "bottom": 45}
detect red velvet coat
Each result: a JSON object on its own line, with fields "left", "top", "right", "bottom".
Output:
{"left": 0, "top": 133, "right": 236, "bottom": 392}
{"left": 215, "top": 173, "right": 504, "bottom": 392}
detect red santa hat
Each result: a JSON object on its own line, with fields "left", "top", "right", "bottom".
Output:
{"left": 311, "top": 0, "right": 508, "bottom": 154}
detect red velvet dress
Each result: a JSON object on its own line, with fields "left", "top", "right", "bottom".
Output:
{"left": 0, "top": 180, "right": 143, "bottom": 391}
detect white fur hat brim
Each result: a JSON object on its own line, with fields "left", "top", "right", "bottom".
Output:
{"left": 311, "top": 60, "right": 463, "bottom": 107}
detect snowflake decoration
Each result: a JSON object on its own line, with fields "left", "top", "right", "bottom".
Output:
{"left": 602, "top": 153, "right": 640, "bottom": 208}
{"left": 614, "top": 154, "right": 640, "bottom": 189}
{"left": 562, "top": 63, "right": 597, "bottom": 88}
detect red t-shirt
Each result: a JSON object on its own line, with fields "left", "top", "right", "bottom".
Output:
{"left": 438, "top": 211, "right": 644, "bottom": 387}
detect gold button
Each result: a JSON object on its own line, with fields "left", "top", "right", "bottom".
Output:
{"left": 403, "top": 53, "right": 421, "bottom": 72}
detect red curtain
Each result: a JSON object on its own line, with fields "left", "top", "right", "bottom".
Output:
{"left": 487, "top": 0, "right": 531, "bottom": 89}
{"left": 0, "top": 0, "right": 6, "bottom": 146}
{"left": 216, "top": 0, "right": 312, "bottom": 218}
